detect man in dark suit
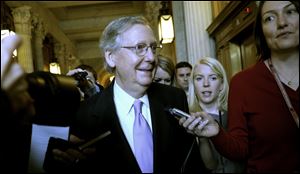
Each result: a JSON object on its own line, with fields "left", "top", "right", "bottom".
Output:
{"left": 48, "top": 16, "right": 211, "bottom": 173}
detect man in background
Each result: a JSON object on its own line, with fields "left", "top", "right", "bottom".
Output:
{"left": 175, "top": 61, "right": 192, "bottom": 97}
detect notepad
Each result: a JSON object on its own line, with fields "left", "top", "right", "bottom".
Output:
{"left": 27, "top": 124, "right": 69, "bottom": 173}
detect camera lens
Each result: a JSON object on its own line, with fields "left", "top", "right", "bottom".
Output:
{"left": 73, "top": 71, "right": 88, "bottom": 82}
{"left": 26, "top": 71, "right": 81, "bottom": 126}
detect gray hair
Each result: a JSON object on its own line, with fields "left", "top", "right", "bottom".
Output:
{"left": 99, "top": 16, "right": 151, "bottom": 73}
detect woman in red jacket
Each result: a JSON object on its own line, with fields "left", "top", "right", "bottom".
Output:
{"left": 180, "top": 1, "right": 299, "bottom": 173}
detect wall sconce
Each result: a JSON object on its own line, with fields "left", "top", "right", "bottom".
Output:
{"left": 1, "top": 29, "right": 17, "bottom": 57}
{"left": 158, "top": 1, "right": 174, "bottom": 44}
{"left": 109, "top": 75, "right": 115, "bottom": 82}
{"left": 49, "top": 59, "right": 61, "bottom": 74}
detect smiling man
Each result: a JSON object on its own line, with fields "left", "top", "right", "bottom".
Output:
{"left": 48, "top": 16, "right": 212, "bottom": 173}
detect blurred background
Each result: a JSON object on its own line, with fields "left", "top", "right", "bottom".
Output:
{"left": 2, "top": 1, "right": 258, "bottom": 87}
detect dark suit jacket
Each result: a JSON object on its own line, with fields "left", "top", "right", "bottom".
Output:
{"left": 69, "top": 82, "right": 207, "bottom": 173}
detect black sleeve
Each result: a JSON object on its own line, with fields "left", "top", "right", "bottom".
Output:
{"left": 97, "top": 83, "right": 104, "bottom": 91}
{"left": 0, "top": 90, "right": 13, "bottom": 116}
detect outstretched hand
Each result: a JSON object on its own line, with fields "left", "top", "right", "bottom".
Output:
{"left": 179, "top": 112, "right": 220, "bottom": 138}
{"left": 1, "top": 35, "right": 23, "bottom": 90}
{"left": 1, "top": 35, "right": 35, "bottom": 116}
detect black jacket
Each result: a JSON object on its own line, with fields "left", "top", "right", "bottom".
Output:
{"left": 46, "top": 82, "right": 208, "bottom": 173}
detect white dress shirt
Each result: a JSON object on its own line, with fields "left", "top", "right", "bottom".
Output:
{"left": 113, "top": 81, "right": 153, "bottom": 153}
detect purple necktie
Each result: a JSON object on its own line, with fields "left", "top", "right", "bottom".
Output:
{"left": 133, "top": 100, "right": 153, "bottom": 173}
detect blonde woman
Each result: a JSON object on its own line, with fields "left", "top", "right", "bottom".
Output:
{"left": 153, "top": 55, "right": 175, "bottom": 86}
{"left": 188, "top": 57, "right": 244, "bottom": 173}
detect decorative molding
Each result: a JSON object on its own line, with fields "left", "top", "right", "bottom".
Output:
{"left": 211, "top": 1, "right": 230, "bottom": 19}
{"left": 32, "top": 14, "right": 46, "bottom": 38}
{"left": 207, "top": 1, "right": 257, "bottom": 48}
{"left": 12, "top": 6, "right": 33, "bottom": 35}
{"left": 11, "top": 6, "right": 34, "bottom": 72}
{"left": 207, "top": 1, "right": 241, "bottom": 35}
{"left": 207, "top": 1, "right": 258, "bottom": 81}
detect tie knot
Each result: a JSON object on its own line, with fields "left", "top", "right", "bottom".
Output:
{"left": 134, "top": 99, "right": 142, "bottom": 116}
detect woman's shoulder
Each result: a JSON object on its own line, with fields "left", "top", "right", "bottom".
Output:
{"left": 231, "top": 60, "right": 266, "bottom": 84}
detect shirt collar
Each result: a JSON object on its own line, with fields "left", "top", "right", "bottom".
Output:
{"left": 114, "top": 81, "right": 149, "bottom": 114}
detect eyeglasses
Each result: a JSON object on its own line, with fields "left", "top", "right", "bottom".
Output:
{"left": 121, "top": 43, "right": 162, "bottom": 57}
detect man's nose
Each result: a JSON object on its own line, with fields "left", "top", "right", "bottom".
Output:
{"left": 144, "top": 47, "right": 155, "bottom": 62}
{"left": 184, "top": 75, "right": 189, "bottom": 80}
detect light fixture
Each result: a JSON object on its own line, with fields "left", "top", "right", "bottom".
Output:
{"left": 1, "top": 29, "right": 17, "bottom": 57}
{"left": 109, "top": 75, "right": 115, "bottom": 82}
{"left": 49, "top": 58, "right": 61, "bottom": 74}
{"left": 158, "top": 1, "right": 174, "bottom": 44}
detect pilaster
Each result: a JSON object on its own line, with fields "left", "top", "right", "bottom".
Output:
{"left": 12, "top": 6, "right": 34, "bottom": 73}
{"left": 183, "top": 1, "right": 216, "bottom": 65}
{"left": 32, "top": 14, "right": 46, "bottom": 71}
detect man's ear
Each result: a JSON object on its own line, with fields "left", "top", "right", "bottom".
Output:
{"left": 104, "top": 51, "right": 116, "bottom": 68}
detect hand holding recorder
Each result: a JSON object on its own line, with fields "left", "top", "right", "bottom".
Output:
{"left": 49, "top": 134, "right": 94, "bottom": 166}
{"left": 168, "top": 108, "right": 220, "bottom": 138}
{"left": 45, "top": 131, "right": 111, "bottom": 170}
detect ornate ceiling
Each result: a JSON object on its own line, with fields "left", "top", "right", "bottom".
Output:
{"left": 6, "top": 1, "right": 146, "bottom": 44}
{"left": 4, "top": 1, "right": 161, "bottom": 85}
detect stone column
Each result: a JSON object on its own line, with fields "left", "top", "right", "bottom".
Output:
{"left": 32, "top": 14, "right": 46, "bottom": 71}
{"left": 12, "top": 6, "right": 34, "bottom": 73}
{"left": 172, "top": 1, "right": 188, "bottom": 62}
{"left": 54, "top": 41, "right": 67, "bottom": 74}
{"left": 183, "top": 1, "right": 216, "bottom": 65}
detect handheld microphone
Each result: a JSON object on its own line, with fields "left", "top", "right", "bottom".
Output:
{"left": 166, "top": 107, "right": 191, "bottom": 119}
{"left": 165, "top": 107, "right": 204, "bottom": 172}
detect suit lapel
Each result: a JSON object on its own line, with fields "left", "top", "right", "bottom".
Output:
{"left": 97, "top": 83, "right": 141, "bottom": 172}
{"left": 147, "top": 84, "right": 173, "bottom": 172}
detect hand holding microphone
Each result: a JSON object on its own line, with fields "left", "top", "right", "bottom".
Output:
{"left": 167, "top": 108, "right": 219, "bottom": 138}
